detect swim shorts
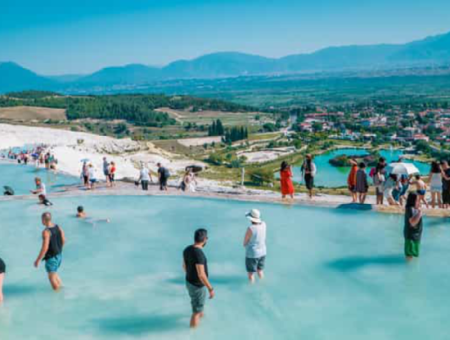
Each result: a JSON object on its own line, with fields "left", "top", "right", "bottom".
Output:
{"left": 245, "top": 256, "right": 266, "bottom": 273}
{"left": 45, "top": 254, "right": 62, "bottom": 273}
{"left": 186, "top": 281, "right": 207, "bottom": 314}
{"left": 404, "top": 239, "right": 420, "bottom": 257}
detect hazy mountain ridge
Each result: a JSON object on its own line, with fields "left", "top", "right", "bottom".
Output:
{"left": 1, "top": 31, "right": 450, "bottom": 93}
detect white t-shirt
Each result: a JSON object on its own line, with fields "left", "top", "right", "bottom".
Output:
{"left": 38, "top": 183, "right": 47, "bottom": 196}
{"left": 140, "top": 168, "right": 150, "bottom": 181}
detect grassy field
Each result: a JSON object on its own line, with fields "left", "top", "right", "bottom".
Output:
{"left": 0, "top": 106, "right": 67, "bottom": 121}
{"left": 155, "top": 107, "right": 268, "bottom": 126}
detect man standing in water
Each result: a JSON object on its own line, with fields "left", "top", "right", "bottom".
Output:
{"left": 404, "top": 192, "right": 423, "bottom": 261}
{"left": 183, "top": 229, "right": 214, "bottom": 328}
{"left": 243, "top": 209, "right": 267, "bottom": 283}
{"left": 34, "top": 212, "right": 66, "bottom": 290}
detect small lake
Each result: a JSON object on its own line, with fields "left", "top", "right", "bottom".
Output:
{"left": 286, "top": 148, "right": 430, "bottom": 188}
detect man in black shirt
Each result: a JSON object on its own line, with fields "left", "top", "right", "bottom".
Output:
{"left": 34, "top": 212, "right": 66, "bottom": 291}
{"left": 183, "top": 228, "right": 214, "bottom": 328}
{"left": 157, "top": 163, "right": 169, "bottom": 191}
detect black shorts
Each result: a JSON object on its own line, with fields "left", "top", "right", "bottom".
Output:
{"left": 109, "top": 174, "right": 115, "bottom": 182}
{"left": 443, "top": 190, "right": 450, "bottom": 204}
{"left": 0, "top": 258, "right": 5, "bottom": 274}
{"left": 246, "top": 256, "right": 266, "bottom": 273}
{"left": 304, "top": 174, "right": 314, "bottom": 190}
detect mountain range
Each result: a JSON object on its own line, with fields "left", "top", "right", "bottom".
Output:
{"left": 1, "top": 31, "right": 450, "bottom": 94}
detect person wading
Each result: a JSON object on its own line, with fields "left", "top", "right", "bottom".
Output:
{"left": 183, "top": 229, "right": 214, "bottom": 328}
{"left": 243, "top": 209, "right": 267, "bottom": 283}
{"left": 34, "top": 212, "right": 66, "bottom": 291}
{"left": 404, "top": 192, "right": 423, "bottom": 261}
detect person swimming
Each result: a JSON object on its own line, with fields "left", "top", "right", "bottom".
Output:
{"left": 76, "top": 206, "right": 110, "bottom": 225}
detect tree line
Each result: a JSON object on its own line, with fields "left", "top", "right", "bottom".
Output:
{"left": 0, "top": 91, "right": 255, "bottom": 127}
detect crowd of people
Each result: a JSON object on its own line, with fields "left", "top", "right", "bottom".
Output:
{"left": 0, "top": 148, "right": 435, "bottom": 328}
{"left": 2, "top": 145, "right": 58, "bottom": 171}
{"left": 279, "top": 154, "right": 450, "bottom": 211}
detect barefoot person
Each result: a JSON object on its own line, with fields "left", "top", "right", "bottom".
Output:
{"left": 429, "top": 161, "right": 443, "bottom": 209}
{"left": 301, "top": 154, "right": 316, "bottom": 199}
{"left": 103, "top": 157, "right": 111, "bottom": 187}
{"left": 34, "top": 212, "right": 66, "bottom": 291}
{"left": 347, "top": 159, "right": 358, "bottom": 203}
{"left": 411, "top": 174, "right": 428, "bottom": 208}
{"left": 157, "top": 163, "right": 170, "bottom": 191}
{"left": 243, "top": 209, "right": 267, "bottom": 283}
{"left": 355, "top": 162, "right": 369, "bottom": 204}
{"left": 404, "top": 192, "right": 423, "bottom": 261}
{"left": 0, "top": 257, "right": 5, "bottom": 302}
{"left": 183, "top": 229, "right": 214, "bottom": 328}
{"left": 280, "top": 161, "right": 294, "bottom": 199}
{"left": 31, "top": 177, "right": 47, "bottom": 197}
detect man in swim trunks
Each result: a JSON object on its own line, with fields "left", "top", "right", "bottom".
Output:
{"left": 34, "top": 212, "right": 66, "bottom": 291}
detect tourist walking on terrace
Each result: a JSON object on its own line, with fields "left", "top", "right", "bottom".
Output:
{"left": 429, "top": 161, "right": 443, "bottom": 209}
{"left": 157, "top": 163, "right": 170, "bottom": 191}
{"left": 301, "top": 154, "right": 316, "bottom": 199}
{"left": 34, "top": 212, "right": 66, "bottom": 291}
{"left": 411, "top": 174, "right": 428, "bottom": 208}
{"left": 109, "top": 161, "right": 116, "bottom": 187}
{"left": 383, "top": 174, "right": 400, "bottom": 206}
{"left": 81, "top": 161, "right": 89, "bottom": 188}
{"left": 0, "top": 257, "right": 5, "bottom": 302}
{"left": 88, "top": 164, "right": 97, "bottom": 190}
{"left": 373, "top": 164, "right": 386, "bottom": 205}
{"left": 440, "top": 161, "right": 450, "bottom": 208}
{"left": 243, "top": 209, "right": 267, "bottom": 283}
{"left": 355, "top": 162, "right": 369, "bottom": 204}
{"left": 347, "top": 159, "right": 358, "bottom": 203}
{"left": 183, "top": 229, "right": 214, "bottom": 328}
{"left": 138, "top": 165, "right": 152, "bottom": 191}
{"left": 103, "top": 157, "right": 111, "bottom": 187}
{"left": 280, "top": 161, "right": 295, "bottom": 199}
{"left": 404, "top": 192, "right": 423, "bottom": 261}
{"left": 181, "top": 169, "right": 197, "bottom": 192}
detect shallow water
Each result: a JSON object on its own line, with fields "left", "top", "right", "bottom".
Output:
{"left": 0, "top": 195, "right": 449, "bottom": 339}
{"left": 287, "top": 149, "right": 429, "bottom": 187}
{"left": 0, "top": 163, "right": 78, "bottom": 195}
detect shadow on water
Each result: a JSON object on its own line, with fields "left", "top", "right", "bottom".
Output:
{"left": 167, "top": 275, "right": 246, "bottom": 287}
{"left": 327, "top": 255, "right": 405, "bottom": 272}
{"left": 336, "top": 203, "right": 373, "bottom": 211}
{"left": 3, "top": 284, "right": 38, "bottom": 297}
{"left": 425, "top": 218, "right": 450, "bottom": 228}
{"left": 93, "top": 314, "right": 185, "bottom": 335}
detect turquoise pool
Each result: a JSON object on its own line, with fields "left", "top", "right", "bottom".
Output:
{"left": 0, "top": 195, "right": 448, "bottom": 339}
{"left": 288, "top": 149, "right": 429, "bottom": 188}
{"left": 0, "top": 163, "right": 78, "bottom": 195}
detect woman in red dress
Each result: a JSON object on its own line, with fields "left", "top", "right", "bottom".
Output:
{"left": 280, "top": 161, "right": 295, "bottom": 199}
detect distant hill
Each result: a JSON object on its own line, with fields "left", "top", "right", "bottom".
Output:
{"left": 1, "top": 31, "right": 450, "bottom": 93}
{"left": 0, "top": 62, "right": 56, "bottom": 93}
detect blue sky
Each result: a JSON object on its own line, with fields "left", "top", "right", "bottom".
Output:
{"left": 1, "top": 0, "right": 450, "bottom": 75}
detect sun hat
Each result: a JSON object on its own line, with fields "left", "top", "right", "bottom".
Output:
{"left": 246, "top": 209, "right": 262, "bottom": 223}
